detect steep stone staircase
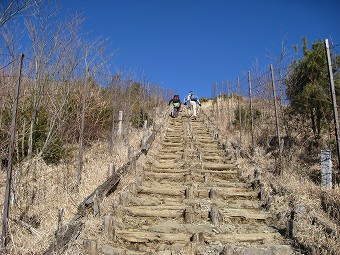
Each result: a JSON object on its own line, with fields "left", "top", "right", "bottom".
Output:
{"left": 102, "top": 114, "right": 296, "bottom": 255}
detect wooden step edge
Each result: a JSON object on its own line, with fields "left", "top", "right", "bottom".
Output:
{"left": 202, "top": 164, "right": 238, "bottom": 169}
{"left": 220, "top": 208, "right": 271, "bottom": 220}
{"left": 144, "top": 172, "right": 187, "bottom": 177}
{"left": 219, "top": 191, "right": 258, "bottom": 198}
{"left": 123, "top": 206, "right": 269, "bottom": 220}
{"left": 123, "top": 205, "right": 185, "bottom": 210}
{"left": 116, "top": 230, "right": 191, "bottom": 243}
{"left": 148, "top": 168, "right": 187, "bottom": 173}
{"left": 123, "top": 207, "right": 184, "bottom": 218}
{"left": 197, "top": 170, "right": 239, "bottom": 174}
{"left": 206, "top": 232, "right": 282, "bottom": 243}
{"left": 115, "top": 231, "right": 282, "bottom": 244}
{"left": 138, "top": 186, "right": 185, "bottom": 196}
{"left": 101, "top": 245, "right": 147, "bottom": 255}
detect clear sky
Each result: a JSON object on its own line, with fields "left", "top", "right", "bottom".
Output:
{"left": 40, "top": 0, "right": 340, "bottom": 98}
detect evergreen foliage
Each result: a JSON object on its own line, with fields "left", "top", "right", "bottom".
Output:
{"left": 233, "top": 106, "right": 261, "bottom": 131}
{"left": 285, "top": 38, "right": 340, "bottom": 139}
{"left": 0, "top": 75, "right": 164, "bottom": 165}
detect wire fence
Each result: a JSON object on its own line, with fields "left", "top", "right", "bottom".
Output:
{"left": 210, "top": 40, "right": 340, "bottom": 165}
{"left": 1, "top": 38, "right": 338, "bottom": 166}
{"left": 0, "top": 53, "right": 171, "bottom": 171}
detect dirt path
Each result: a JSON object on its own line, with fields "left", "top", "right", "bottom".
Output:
{"left": 102, "top": 114, "right": 296, "bottom": 255}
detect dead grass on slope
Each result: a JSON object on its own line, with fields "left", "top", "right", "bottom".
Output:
{"left": 1, "top": 126, "right": 147, "bottom": 254}
{"left": 202, "top": 99, "right": 339, "bottom": 255}
{"left": 60, "top": 110, "right": 170, "bottom": 254}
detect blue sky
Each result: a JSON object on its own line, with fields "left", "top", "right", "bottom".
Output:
{"left": 14, "top": 0, "right": 340, "bottom": 98}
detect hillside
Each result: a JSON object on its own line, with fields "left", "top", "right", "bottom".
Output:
{"left": 1, "top": 1, "right": 340, "bottom": 254}
{"left": 1, "top": 99, "right": 339, "bottom": 254}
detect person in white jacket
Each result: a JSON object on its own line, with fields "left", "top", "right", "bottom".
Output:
{"left": 185, "top": 91, "right": 201, "bottom": 119}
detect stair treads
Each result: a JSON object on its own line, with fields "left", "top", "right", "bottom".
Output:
{"left": 138, "top": 186, "right": 185, "bottom": 196}
{"left": 123, "top": 206, "right": 184, "bottom": 218}
{"left": 116, "top": 230, "right": 191, "bottom": 243}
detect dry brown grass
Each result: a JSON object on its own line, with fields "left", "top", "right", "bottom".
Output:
{"left": 3, "top": 107, "right": 172, "bottom": 254}
{"left": 203, "top": 98, "right": 339, "bottom": 254}
{"left": 2, "top": 98, "right": 339, "bottom": 254}
{"left": 0, "top": 109, "right": 168, "bottom": 254}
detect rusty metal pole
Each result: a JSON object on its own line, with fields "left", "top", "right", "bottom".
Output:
{"left": 2, "top": 54, "right": 24, "bottom": 251}
{"left": 77, "top": 63, "right": 89, "bottom": 187}
{"left": 238, "top": 77, "right": 242, "bottom": 143}
{"left": 270, "top": 64, "right": 281, "bottom": 150}
{"left": 248, "top": 71, "right": 255, "bottom": 154}
{"left": 325, "top": 39, "right": 340, "bottom": 177}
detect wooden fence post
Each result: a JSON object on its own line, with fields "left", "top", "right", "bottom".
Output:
{"left": 141, "top": 127, "right": 148, "bottom": 152}
{"left": 57, "top": 208, "right": 64, "bottom": 236}
{"left": 184, "top": 206, "right": 194, "bottom": 223}
{"left": 210, "top": 205, "right": 220, "bottom": 226}
{"left": 84, "top": 240, "right": 98, "bottom": 255}
{"left": 185, "top": 186, "right": 194, "bottom": 200}
{"left": 103, "top": 215, "right": 116, "bottom": 241}
{"left": 209, "top": 188, "right": 218, "bottom": 199}
{"left": 108, "top": 162, "right": 115, "bottom": 177}
{"left": 128, "top": 146, "right": 137, "bottom": 177}
{"left": 93, "top": 190, "right": 100, "bottom": 217}
{"left": 117, "top": 111, "right": 123, "bottom": 137}
{"left": 321, "top": 149, "right": 332, "bottom": 189}
{"left": 287, "top": 211, "right": 296, "bottom": 239}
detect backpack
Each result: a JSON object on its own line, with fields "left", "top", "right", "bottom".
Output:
{"left": 190, "top": 93, "right": 198, "bottom": 101}
{"left": 173, "top": 94, "right": 180, "bottom": 103}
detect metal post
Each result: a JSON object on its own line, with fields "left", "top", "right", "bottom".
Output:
{"left": 214, "top": 82, "right": 218, "bottom": 116}
{"left": 270, "top": 64, "right": 281, "bottom": 150}
{"left": 248, "top": 71, "right": 255, "bottom": 153}
{"left": 2, "top": 54, "right": 24, "bottom": 251}
{"left": 77, "top": 63, "right": 89, "bottom": 187}
{"left": 227, "top": 80, "right": 231, "bottom": 128}
{"left": 238, "top": 77, "right": 242, "bottom": 143}
{"left": 325, "top": 39, "right": 340, "bottom": 176}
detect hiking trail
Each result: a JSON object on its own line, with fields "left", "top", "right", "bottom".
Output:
{"left": 100, "top": 113, "right": 296, "bottom": 255}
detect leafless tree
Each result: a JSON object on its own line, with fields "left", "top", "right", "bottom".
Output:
{"left": 0, "top": 0, "right": 34, "bottom": 27}
{"left": 25, "top": 0, "right": 84, "bottom": 157}
{"left": 77, "top": 37, "right": 112, "bottom": 186}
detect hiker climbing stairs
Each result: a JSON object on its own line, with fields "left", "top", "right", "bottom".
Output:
{"left": 103, "top": 114, "right": 296, "bottom": 255}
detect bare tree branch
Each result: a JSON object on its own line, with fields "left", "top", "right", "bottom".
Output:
{"left": 0, "top": 0, "right": 34, "bottom": 27}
